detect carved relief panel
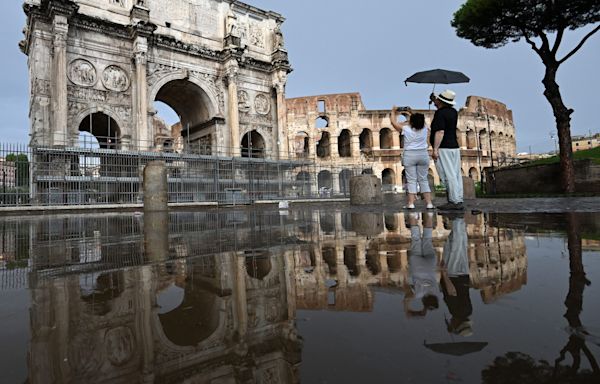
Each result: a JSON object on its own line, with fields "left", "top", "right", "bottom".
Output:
{"left": 68, "top": 59, "right": 98, "bottom": 87}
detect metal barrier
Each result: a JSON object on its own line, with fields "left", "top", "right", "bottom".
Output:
{"left": 0, "top": 141, "right": 368, "bottom": 207}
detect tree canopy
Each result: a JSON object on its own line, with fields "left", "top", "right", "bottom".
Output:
{"left": 452, "top": 0, "right": 600, "bottom": 62}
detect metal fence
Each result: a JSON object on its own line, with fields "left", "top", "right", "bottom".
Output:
{"left": 0, "top": 141, "right": 370, "bottom": 207}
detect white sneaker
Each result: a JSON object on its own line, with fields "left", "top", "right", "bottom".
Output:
{"left": 426, "top": 203, "right": 435, "bottom": 209}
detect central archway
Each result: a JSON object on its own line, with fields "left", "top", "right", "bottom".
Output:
{"left": 153, "top": 78, "right": 217, "bottom": 152}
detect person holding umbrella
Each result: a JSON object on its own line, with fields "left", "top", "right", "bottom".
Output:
{"left": 430, "top": 90, "right": 464, "bottom": 210}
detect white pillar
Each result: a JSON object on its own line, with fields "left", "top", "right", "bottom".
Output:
{"left": 134, "top": 37, "right": 149, "bottom": 150}
{"left": 273, "top": 72, "right": 289, "bottom": 160}
{"left": 226, "top": 61, "right": 241, "bottom": 157}
{"left": 51, "top": 15, "right": 68, "bottom": 146}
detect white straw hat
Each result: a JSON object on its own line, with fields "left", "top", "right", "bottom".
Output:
{"left": 436, "top": 89, "right": 456, "bottom": 105}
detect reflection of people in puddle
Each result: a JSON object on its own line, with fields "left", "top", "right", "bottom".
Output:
{"left": 440, "top": 213, "right": 472, "bottom": 336}
{"left": 404, "top": 212, "right": 439, "bottom": 317}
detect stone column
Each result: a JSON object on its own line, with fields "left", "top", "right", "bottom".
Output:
{"left": 225, "top": 61, "right": 241, "bottom": 157}
{"left": 392, "top": 131, "right": 401, "bottom": 150}
{"left": 273, "top": 71, "right": 289, "bottom": 160}
{"left": 233, "top": 252, "right": 248, "bottom": 337}
{"left": 332, "top": 172, "right": 340, "bottom": 195}
{"left": 372, "top": 131, "right": 380, "bottom": 150}
{"left": 51, "top": 15, "right": 68, "bottom": 146}
{"left": 134, "top": 37, "right": 149, "bottom": 150}
{"left": 351, "top": 132, "right": 360, "bottom": 158}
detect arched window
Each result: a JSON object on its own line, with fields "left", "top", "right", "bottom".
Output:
{"left": 338, "top": 129, "right": 352, "bottom": 157}
{"left": 382, "top": 168, "right": 396, "bottom": 185}
{"left": 241, "top": 130, "right": 265, "bottom": 158}
{"left": 359, "top": 128, "right": 373, "bottom": 151}
{"left": 316, "top": 132, "right": 331, "bottom": 158}
{"left": 316, "top": 116, "right": 329, "bottom": 129}
{"left": 380, "top": 128, "right": 393, "bottom": 149}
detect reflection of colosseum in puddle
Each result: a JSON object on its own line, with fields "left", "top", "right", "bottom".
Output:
{"left": 21, "top": 210, "right": 527, "bottom": 382}
{"left": 293, "top": 211, "right": 528, "bottom": 312}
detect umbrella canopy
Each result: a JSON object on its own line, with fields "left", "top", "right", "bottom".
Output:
{"left": 405, "top": 69, "right": 470, "bottom": 86}
{"left": 424, "top": 341, "right": 488, "bottom": 356}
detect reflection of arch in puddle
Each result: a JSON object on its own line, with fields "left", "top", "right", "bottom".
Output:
{"left": 366, "top": 251, "right": 381, "bottom": 275}
{"left": 386, "top": 252, "right": 403, "bottom": 273}
{"left": 322, "top": 247, "right": 337, "bottom": 275}
{"left": 245, "top": 251, "right": 272, "bottom": 280}
{"left": 319, "top": 213, "right": 335, "bottom": 233}
{"left": 344, "top": 246, "right": 360, "bottom": 276}
{"left": 384, "top": 214, "right": 398, "bottom": 231}
{"left": 80, "top": 271, "right": 124, "bottom": 316}
{"left": 157, "top": 282, "right": 222, "bottom": 347}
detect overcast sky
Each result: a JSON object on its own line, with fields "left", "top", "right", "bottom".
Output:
{"left": 1, "top": 1, "right": 598, "bottom": 153}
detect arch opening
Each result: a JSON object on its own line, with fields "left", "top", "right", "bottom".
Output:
{"left": 382, "top": 168, "right": 396, "bottom": 185}
{"left": 154, "top": 79, "right": 215, "bottom": 153}
{"left": 78, "top": 112, "right": 120, "bottom": 149}
{"left": 380, "top": 128, "right": 393, "bottom": 149}
{"left": 318, "top": 170, "right": 333, "bottom": 194}
{"left": 317, "top": 132, "right": 331, "bottom": 158}
{"left": 338, "top": 129, "right": 352, "bottom": 157}
{"left": 339, "top": 169, "right": 353, "bottom": 196}
{"left": 359, "top": 129, "right": 373, "bottom": 152}
{"left": 241, "top": 130, "right": 266, "bottom": 158}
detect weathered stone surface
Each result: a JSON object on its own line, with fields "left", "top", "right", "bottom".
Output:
{"left": 143, "top": 160, "right": 168, "bottom": 211}
{"left": 463, "top": 176, "right": 476, "bottom": 200}
{"left": 350, "top": 175, "right": 382, "bottom": 205}
{"left": 351, "top": 213, "right": 383, "bottom": 236}
{"left": 486, "top": 160, "right": 600, "bottom": 194}
{"left": 22, "top": 0, "right": 292, "bottom": 156}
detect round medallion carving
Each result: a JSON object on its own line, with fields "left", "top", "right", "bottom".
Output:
{"left": 254, "top": 93, "right": 271, "bottom": 115}
{"left": 105, "top": 326, "right": 135, "bottom": 366}
{"left": 102, "top": 65, "right": 130, "bottom": 92}
{"left": 68, "top": 59, "right": 98, "bottom": 87}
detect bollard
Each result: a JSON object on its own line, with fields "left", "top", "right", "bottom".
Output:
{"left": 462, "top": 176, "right": 476, "bottom": 200}
{"left": 350, "top": 174, "right": 383, "bottom": 205}
{"left": 143, "top": 161, "right": 168, "bottom": 212}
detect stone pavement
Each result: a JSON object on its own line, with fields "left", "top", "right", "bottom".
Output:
{"left": 414, "top": 196, "right": 600, "bottom": 213}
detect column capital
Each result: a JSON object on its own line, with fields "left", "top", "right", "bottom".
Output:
{"left": 224, "top": 61, "right": 239, "bottom": 85}
{"left": 134, "top": 36, "right": 148, "bottom": 65}
{"left": 272, "top": 71, "right": 287, "bottom": 94}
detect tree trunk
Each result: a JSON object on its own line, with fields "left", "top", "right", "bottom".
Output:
{"left": 542, "top": 65, "right": 576, "bottom": 193}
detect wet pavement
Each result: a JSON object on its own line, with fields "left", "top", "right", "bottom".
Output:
{"left": 0, "top": 207, "right": 599, "bottom": 383}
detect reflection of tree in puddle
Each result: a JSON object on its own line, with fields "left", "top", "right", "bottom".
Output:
{"left": 482, "top": 213, "right": 600, "bottom": 383}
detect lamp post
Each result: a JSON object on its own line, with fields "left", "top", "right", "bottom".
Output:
{"left": 477, "top": 105, "right": 495, "bottom": 194}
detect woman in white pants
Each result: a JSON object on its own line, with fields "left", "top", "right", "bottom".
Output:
{"left": 390, "top": 107, "right": 434, "bottom": 209}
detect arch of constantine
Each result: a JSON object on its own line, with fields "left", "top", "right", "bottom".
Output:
{"left": 20, "top": 0, "right": 292, "bottom": 158}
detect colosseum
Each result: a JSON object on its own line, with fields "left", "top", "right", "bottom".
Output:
{"left": 286, "top": 92, "right": 517, "bottom": 194}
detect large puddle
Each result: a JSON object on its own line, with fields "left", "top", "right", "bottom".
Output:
{"left": 1, "top": 209, "right": 599, "bottom": 383}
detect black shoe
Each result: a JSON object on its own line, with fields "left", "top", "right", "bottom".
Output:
{"left": 438, "top": 202, "right": 464, "bottom": 211}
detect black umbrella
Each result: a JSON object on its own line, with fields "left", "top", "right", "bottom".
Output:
{"left": 424, "top": 341, "right": 488, "bottom": 357}
{"left": 405, "top": 69, "right": 470, "bottom": 86}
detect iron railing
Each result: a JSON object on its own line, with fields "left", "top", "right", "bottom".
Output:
{"left": 0, "top": 140, "right": 374, "bottom": 207}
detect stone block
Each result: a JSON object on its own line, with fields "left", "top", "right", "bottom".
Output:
{"left": 350, "top": 175, "right": 382, "bottom": 205}
{"left": 463, "top": 176, "right": 476, "bottom": 200}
